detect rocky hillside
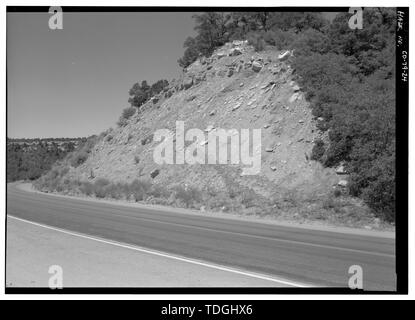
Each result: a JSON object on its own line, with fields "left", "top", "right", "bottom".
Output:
{"left": 65, "top": 41, "right": 341, "bottom": 199}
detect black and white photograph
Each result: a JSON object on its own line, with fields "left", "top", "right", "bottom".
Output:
{"left": 3, "top": 4, "right": 409, "bottom": 300}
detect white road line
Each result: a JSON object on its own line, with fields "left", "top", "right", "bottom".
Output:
{"left": 8, "top": 215, "right": 310, "bottom": 288}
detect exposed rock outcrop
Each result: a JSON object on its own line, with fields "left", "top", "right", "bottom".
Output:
{"left": 65, "top": 40, "right": 338, "bottom": 197}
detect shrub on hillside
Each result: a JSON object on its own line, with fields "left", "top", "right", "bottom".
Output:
{"left": 263, "top": 29, "right": 295, "bottom": 50}
{"left": 247, "top": 32, "right": 266, "bottom": 51}
{"left": 70, "top": 151, "right": 88, "bottom": 167}
{"left": 148, "top": 184, "right": 171, "bottom": 199}
{"left": 128, "top": 79, "right": 169, "bottom": 109}
{"left": 33, "top": 164, "right": 70, "bottom": 192}
{"left": 93, "top": 178, "right": 111, "bottom": 198}
{"left": 117, "top": 107, "right": 136, "bottom": 127}
{"left": 172, "top": 185, "right": 202, "bottom": 208}
{"left": 117, "top": 118, "right": 128, "bottom": 127}
{"left": 106, "top": 183, "right": 124, "bottom": 199}
{"left": 141, "top": 134, "right": 153, "bottom": 145}
{"left": 349, "top": 150, "right": 395, "bottom": 221}
{"left": 311, "top": 139, "right": 325, "bottom": 161}
{"left": 128, "top": 179, "right": 152, "bottom": 202}
{"left": 122, "top": 106, "right": 136, "bottom": 119}
{"left": 240, "top": 189, "right": 257, "bottom": 208}
{"left": 178, "top": 37, "right": 200, "bottom": 68}
{"left": 290, "top": 29, "right": 331, "bottom": 55}
{"left": 67, "top": 135, "right": 98, "bottom": 168}
{"left": 322, "top": 195, "right": 343, "bottom": 213}
{"left": 80, "top": 181, "right": 94, "bottom": 196}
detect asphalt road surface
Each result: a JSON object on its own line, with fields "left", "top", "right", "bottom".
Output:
{"left": 6, "top": 183, "right": 396, "bottom": 290}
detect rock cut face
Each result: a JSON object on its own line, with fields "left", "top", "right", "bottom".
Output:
{"left": 66, "top": 40, "right": 338, "bottom": 197}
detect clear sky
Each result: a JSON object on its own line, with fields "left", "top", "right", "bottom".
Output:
{"left": 7, "top": 12, "right": 196, "bottom": 138}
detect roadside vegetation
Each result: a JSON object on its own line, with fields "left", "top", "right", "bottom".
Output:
{"left": 34, "top": 162, "right": 382, "bottom": 228}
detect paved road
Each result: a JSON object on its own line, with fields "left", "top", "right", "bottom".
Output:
{"left": 6, "top": 184, "right": 396, "bottom": 290}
